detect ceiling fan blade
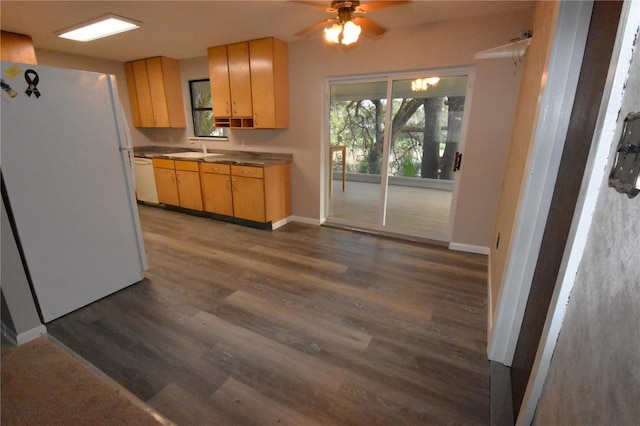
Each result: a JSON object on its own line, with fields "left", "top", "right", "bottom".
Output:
{"left": 357, "top": 0, "right": 411, "bottom": 13}
{"left": 294, "top": 18, "right": 336, "bottom": 36}
{"left": 353, "top": 16, "right": 386, "bottom": 37}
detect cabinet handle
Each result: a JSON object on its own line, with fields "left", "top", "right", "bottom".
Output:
{"left": 225, "top": 177, "right": 231, "bottom": 191}
{"left": 232, "top": 101, "right": 237, "bottom": 114}
{"left": 225, "top": 101, "right": 230, "bottom": 114}
{"left": 254, "top": 112, "right": 258, "bottom": 126}
{"left": 232, "top": 178, "right": 237, "bottom": 191}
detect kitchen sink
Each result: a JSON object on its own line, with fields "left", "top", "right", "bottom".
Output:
{"left": 165, "top": 152, "right": 223, "bottom": 159}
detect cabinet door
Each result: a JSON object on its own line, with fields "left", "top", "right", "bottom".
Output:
{"left": 250, "top": 38, "right": 288, "bottom": 129}
{"left": 125, "top": 57, "right": 185, "bottom": 129}
{"left": 201, "top": 173, "right": 234, "bottom": 216}
{"left": 146, "top": 57, "right": 170, "bottom": 127}
{"left": 132, "top": 60, "right": 155, "bottom": 128}
{"left": 124, "top": 62, "right": 142, "bottom": 127}
{"left": 176, "top": 170, "right": 203, "bottom": 211}
{"left": 232, "top": 176, "right": 265, "bottom": 222}
{"left": 208, "top": 45, "right": 231, "bottom": 117}
{"left": 227, "top": 42, "right": 253, "bottom": 117}
{"left": 249, "top": 38, "right": 276, "bottom": 128}
{"left": 1, "top": 31, "right": 37, "bottom": 64}
{"left": 154, "top": 167, "right": 180, "bottom": 206}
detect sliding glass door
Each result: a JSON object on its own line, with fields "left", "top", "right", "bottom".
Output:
{"left": 328, "top": 80, "right": 387, "bottom": 226}
{"left": 327, "top": 69, "right": 470, "bottom": 240}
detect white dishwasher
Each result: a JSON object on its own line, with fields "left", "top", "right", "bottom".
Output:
{"left": 134, "top": 158, "right": 159, "bottom": 204}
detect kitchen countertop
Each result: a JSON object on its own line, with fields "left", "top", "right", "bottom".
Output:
{"left": 133, "top": 146, "right": 292, "bottom": 167}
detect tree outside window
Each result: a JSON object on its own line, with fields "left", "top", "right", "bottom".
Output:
{"left": 189, "top": 79, "right": 227, "bottom": 138}
{"left": 329, "top": 76, "right": 467, "bottom": 181}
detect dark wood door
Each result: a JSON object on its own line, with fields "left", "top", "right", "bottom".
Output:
{"left": 510, "top": 1, "right": 622, "bottom": 418}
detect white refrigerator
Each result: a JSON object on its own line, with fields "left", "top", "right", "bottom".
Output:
{"left": 1, "top": 61, "right": 147, "bottom": 322}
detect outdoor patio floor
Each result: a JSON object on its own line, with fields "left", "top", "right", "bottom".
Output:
{"left": 327, "top": 180, "right": 452, "bottom": 238}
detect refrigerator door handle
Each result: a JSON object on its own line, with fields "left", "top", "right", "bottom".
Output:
{"left": 109, "top": 75, "right": 147, "bottom": 272}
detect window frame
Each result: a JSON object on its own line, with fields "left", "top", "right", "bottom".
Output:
{"left": 188, "top": 78, "right": 228, "bottom": 139}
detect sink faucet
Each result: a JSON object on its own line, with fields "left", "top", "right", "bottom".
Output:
{"left": 201, "top": 144, "right": 207, "bottom": 154}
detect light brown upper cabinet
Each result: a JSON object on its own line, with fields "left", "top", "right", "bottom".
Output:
{"left": 227, "top": 42, "right": 253, "bottom": 118}
{"left": 1, "top": 31, "right": 37, "bottom": 64}
{"left": 124, "top": 56, "right": 186, "bottom": 128}
{"left": 207, "top": 37, "right": 288, "bottom": 129}
{"left": 208, "top": 42, "right": 253, "bottom": 128}
{"left": 207, "top": 46, "right": 232, "bottom": 118}
{"left": 249, "top": 37, "right": 289, "bottom": 129}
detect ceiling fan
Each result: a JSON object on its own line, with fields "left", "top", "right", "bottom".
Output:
{"left": 294, "top": 1, "right": 411, "bottom": 46}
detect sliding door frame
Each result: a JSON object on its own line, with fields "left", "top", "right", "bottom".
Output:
{"left": 322, "top": 66, "right": 475, "bottom": 242}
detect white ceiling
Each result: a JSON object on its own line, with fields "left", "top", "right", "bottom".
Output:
{"left": 1, "top": 1, "right": 534, "bottom": 62}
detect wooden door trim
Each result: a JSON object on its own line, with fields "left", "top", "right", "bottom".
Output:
{"left": 516, "top": 2, "right": 637, "bottom": 424}
{"left": 488, "top": 1, "right": 593, "bottom": 365}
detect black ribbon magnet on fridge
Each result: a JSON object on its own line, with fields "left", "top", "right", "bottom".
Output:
{"left": 24, "top": 69, "right": 41, "bottom": 98}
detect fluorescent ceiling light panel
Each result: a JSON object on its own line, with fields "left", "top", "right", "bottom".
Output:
{"left": 56, "top": 14, "right": 141, "bottom": 42}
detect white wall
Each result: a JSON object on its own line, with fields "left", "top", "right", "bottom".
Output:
{"left": 35, "top": 10, "right": 532, "bottom": 248}
{"left": 451, "top": 58, "right": 523, "bottom": 250}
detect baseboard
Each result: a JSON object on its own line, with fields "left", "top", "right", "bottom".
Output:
{"left": 448, "top": 242, "right": 490, "bottom": 255}
{"left": 271, "top": 216, "right": 292, "bottom": 230}
{"left": 487, "top": 255, "right": 494, "bottom": 357}
{"left": 290, "top": 215, "right": 322, "bottom": 226}
{"left": 1, "top": 321, "right": 47, "bottom": 346}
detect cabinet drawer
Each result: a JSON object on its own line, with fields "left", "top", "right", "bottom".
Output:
{"left": 152, "top": 158, "right": 175, "bottom": 169}
{"left": 231, "top": 165, "right": 264, "bottom": 178}
{"left": 200, "top": 162, "right": 231, "bottom": 175}
{"left": 175, "top": 160, "right": 199, "bottom": 172}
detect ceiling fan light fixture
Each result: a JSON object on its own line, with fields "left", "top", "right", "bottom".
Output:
{"left": 324, "top": 23, "right": 342, "bottom": 43}
{"left": 341, "top": 20, "right": 361, "bottom": 45}
{"left": 324, "top": 20, "right": 361, "bottom": 46}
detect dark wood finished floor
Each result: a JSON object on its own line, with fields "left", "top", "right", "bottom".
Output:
{"left": 48, "top": 205, "right": 490, "bottom": 425}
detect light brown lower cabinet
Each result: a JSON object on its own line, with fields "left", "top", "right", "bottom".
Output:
{"left": 200, "top": 163, "right": 234, "bottom": 216}
{"left": 152, "top": 158, "right": 180, "bottom": 206}
{"left": 152, "top": 159, "right": 203, "bottom": 210}
{"left": 201, "top": 162, "right": 291, "bottom": 224}
{"left": 175, "top": 161, "right": 203, "bottom": 211}
{"left": 232, "top": 174, "right": 266, "bottom": 222}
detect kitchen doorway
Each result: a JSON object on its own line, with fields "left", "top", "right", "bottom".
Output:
{"left": 324, "top": 69, "right": 472, "bottom": 241}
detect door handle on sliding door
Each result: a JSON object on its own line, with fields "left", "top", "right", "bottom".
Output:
{"left": 453, "top": 152, "right": 463, "bottom": 171}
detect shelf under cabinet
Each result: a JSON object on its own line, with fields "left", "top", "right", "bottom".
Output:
{"left": 214, "top": 117, "right": 255, "bottom": 129}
